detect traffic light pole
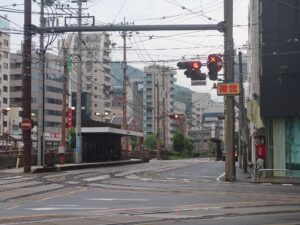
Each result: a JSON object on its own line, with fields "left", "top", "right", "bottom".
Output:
{"left": 224, "top": 0, "right": 236, "bottom": 181}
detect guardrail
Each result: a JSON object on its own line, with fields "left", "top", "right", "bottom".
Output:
{"left": 255, "top": 168, "right": 291, "bottom": 182}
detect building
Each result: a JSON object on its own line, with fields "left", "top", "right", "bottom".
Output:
{"left": 0, "top": 18, "right": 10, "bottom": 135}
{"left": 143, "top": 65, "right": 176, "bottom": 148}
{"left": 248, "top": 0, "right": 300, "bottom": 177}
{"left": 188, "top": 92, "right": 224, "bottom": 151}
{"left": 234, "top": 51, "right": 248, "bottom": 82}
{"left": 60, "top": 33, "right": 112, "bottom": 122}
{"left": 10, "top": 52, "right": 63, "bottom": 137}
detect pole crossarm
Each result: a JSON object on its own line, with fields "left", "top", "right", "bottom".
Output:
{"left": 34, "top": 22, "right": 225, "bottom": 34}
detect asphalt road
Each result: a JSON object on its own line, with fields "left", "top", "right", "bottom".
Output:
{"left": 0, "top": 158, "right": 299, "bottom": 225}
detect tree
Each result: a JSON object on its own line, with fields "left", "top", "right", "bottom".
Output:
{"left": 143, "top": 134, "right": 156, "bottom": 150}
{"left": 185, "top": 138, "right": 194, "bottom": 155}
{"left": 173, "top": 132, "right": 185, "bottom": 154}
{"left": 67, "top": 128, "right": 76, "bottom": 148}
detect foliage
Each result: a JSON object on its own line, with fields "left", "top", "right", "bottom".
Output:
{"left": 185, "top": 138, "right": 194, "bottom": 154}
{"left": 130, "top": 137, "right": 137, "bottom": 151}
{"left": 172, "top": 132, "right": 186, "bottom": 154}
{"left": 67, "top": 128, "right": 76, "bottom": 148}
{"left": 143, "top": 134, "right": 156, "bottom": 150}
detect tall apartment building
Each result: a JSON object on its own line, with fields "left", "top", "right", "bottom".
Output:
{"left": 188, "top": 92, "right": 224, "bottom": 151}
{"left": 143, "top": 65, "right": 176, "bottom": 147}
{"left": 10, "top": 52, "right": 63, "bottom": 136}
{"left": 61, "top": 33, "right": 112, "bottom": 122}
{"left": 0, "top": 19, "right": 10, "bottom": 135}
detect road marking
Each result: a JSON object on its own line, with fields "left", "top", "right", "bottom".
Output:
{"left": 27, "top": 207, "right": 108, "bottom": 211}
{"left": 35, "top": 188, "right": 87, "bottom": 202}
{"left": 49, "top": 205, "right": 80, "bottom": 207}
{"left": 281, "top": 184, "right": 294, "bottom": 187}
{"left": 216, "top": 172, "right": 225, "bottom": 181}
{"left": 82, "top": 175, "right": 110, "bottom": 182}
{"left": 261, "top": 183, "right": 273, "bottom": 186}
{"left": 1, "top": 176, "right": 24, "bottom": 180}
{"left": 87, "top": 198, "right": 149, "bottom": 202}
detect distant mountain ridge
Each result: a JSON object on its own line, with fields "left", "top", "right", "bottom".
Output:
{"left": 111, "top": 63, "right": 193, "bottom": 105}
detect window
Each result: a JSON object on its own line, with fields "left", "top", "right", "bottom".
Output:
{"left": 4, "top": 39, "right": 8, "bottom": 46}
{"left": 3, "top": 63, "right": 8, "bottom": 69}
{"left": 3, "top": 86, "right": 8, "bottom": 92}
{"left": 46, "top": 86, "right": 63, "bottom": 94}
{"left": 3, "top": 98, "right": 7, "bottom": 104}
{"left": 3, "top": 74, "right": 8, "bottom": 81}
{"left": 3, "top": 52, "right": 8, "bottom": 58}
{"left": 3, "top": 121, "right": 7, "bottom": 127}
{"left": 46, "top": 98, "right": 62, "bottom": 105}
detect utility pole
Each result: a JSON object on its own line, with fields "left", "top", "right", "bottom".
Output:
{"left": 75, "top": 0, "right": 83, "bottom": 163}
{"left": 224, "top": 0, "right": 236, "bottom": 181}
{"left": 156, "top": 78, "right": 161, "bottom": 159}
{"left": 162, "top": 67, "right": 166, "bottom": 150}
{"left": 121, "top": 18, "right": 128, "bottom": 153}
{"left": 23, "top": 0, "right": 32, "bottom": 173}
{"left": 238, "top": 51, "right": 247, "bottom": 173}
{"left": 38, "top": 0, "right": 45, "bottom": 166}
{"left": 59, "top": 47, "right": 68, "bottom": 164}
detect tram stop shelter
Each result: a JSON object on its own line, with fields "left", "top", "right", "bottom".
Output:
{"left": 81, "top": 123, "right": 143, "bottom": 162}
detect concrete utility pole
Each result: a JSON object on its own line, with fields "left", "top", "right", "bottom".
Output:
{"left": 38, "top": 0, "right": 45, "bottom": 166}
{"left": 156, "top": 78, "right": 161, "bottom": 159}
{"left": 122, "top": 20, "right": 127, "bottom": 134}
{"left": 23, "top": 0, "right": 32, "bottom": 173}
{"left": 75, "top": 0, "right": 83, "bottom": 163}
{"left": 224, "top": 0, "right": 236, "bottom": 181}
{"left": 238, "top": 51, "right": 247, "bottom": 173}
{"left": 59, "top": 47, "right": 68, "bottom": 164}
{"left": 121, "top": 19, "right": 129, "bottom": 154}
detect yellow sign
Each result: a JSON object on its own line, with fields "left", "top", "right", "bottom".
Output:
{"left": 217, "top": 83, "right": 240, "bottom": 95}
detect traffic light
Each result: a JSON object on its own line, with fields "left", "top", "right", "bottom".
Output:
{"left": 207, "top": 54, "right": 223, "bottom": 81}
{"left": 169, "top": 114, "right": 179, "bottom": 119}
{"left": 177, "top": 61, "right": 205, "bottom": 80}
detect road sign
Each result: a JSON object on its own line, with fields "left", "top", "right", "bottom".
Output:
{"left": 21, "top": 119, "right": 32, "bottom": 130}
{"left": 217, "top": 83, "right": 240, "bottom": 95}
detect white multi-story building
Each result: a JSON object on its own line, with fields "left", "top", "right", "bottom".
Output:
{"left": 10, "top": 52, "right": 63, "bottom": 137}
{"left": 188, "top": 92, "right": 224, "bottom": 151}
{"left": 143, "top": 65, "right": 176, "bottom": 147}
{"left": 61, "top": 33, "right": 112, "bottom": 122}
{"left": 0, "top": 18, "right": 10, "bottom": 135}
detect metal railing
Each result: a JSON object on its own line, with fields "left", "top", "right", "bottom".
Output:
{"left": 255, "top": 168, "right": 291, "bottom": 182}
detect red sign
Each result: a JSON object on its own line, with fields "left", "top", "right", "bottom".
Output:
{"left": 21, "top": 119, "right": 32, "bottom": 130}
{"left": 217, "top": 83, "right": 240, "bottom": 95}
{"left": 67, "top": 108, "right": 72, "bottom": 128}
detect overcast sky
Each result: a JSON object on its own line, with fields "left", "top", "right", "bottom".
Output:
{"left": 1, "top": 0, "right": 249, "bottom": 100}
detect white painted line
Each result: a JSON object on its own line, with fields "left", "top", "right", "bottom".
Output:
{"left": 82, "top": 175, "right": 110, "bottom": 182}
{"left": 49, "top": 205, "right": 80, "bottom": 207}
{"left": 87, "top": 198, "right": 149, "bottom": 202}
{"left": 261, "top": 183, "right": 273, "bottom": 186}
{"left": 216, "top": 172, "right": 225, "bottom": 182}
{"left": 282, "top": 184, "right": 294, "bottom": 187}
{"left": 1, "top": 176, "right": 24, "bottom": 180}
{"left": 141, "top": 178, "right": 152, "bottom": 181}
{"left": 27, "top": 207, "right": 108, "bottom": 211}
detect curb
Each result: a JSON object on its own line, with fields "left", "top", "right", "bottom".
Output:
{"left": 32, "top": 159, "right": 145, "bottom": 173}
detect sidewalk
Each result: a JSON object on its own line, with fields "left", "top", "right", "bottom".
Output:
{"left": 235, "top": 164, "right": 300, "bottom": 185}
{"left": 0, "top": 159, "right": 144, "bottom": 174}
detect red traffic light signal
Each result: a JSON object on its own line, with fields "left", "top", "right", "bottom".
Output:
{"left": 207, "top": 54, "right": 223, "bottom": 81}
{"left": 190, "top": 61, "right": 201, "bottom": 70}
{"left": 169, "top": 114, "right": 179, "bottom": 119}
